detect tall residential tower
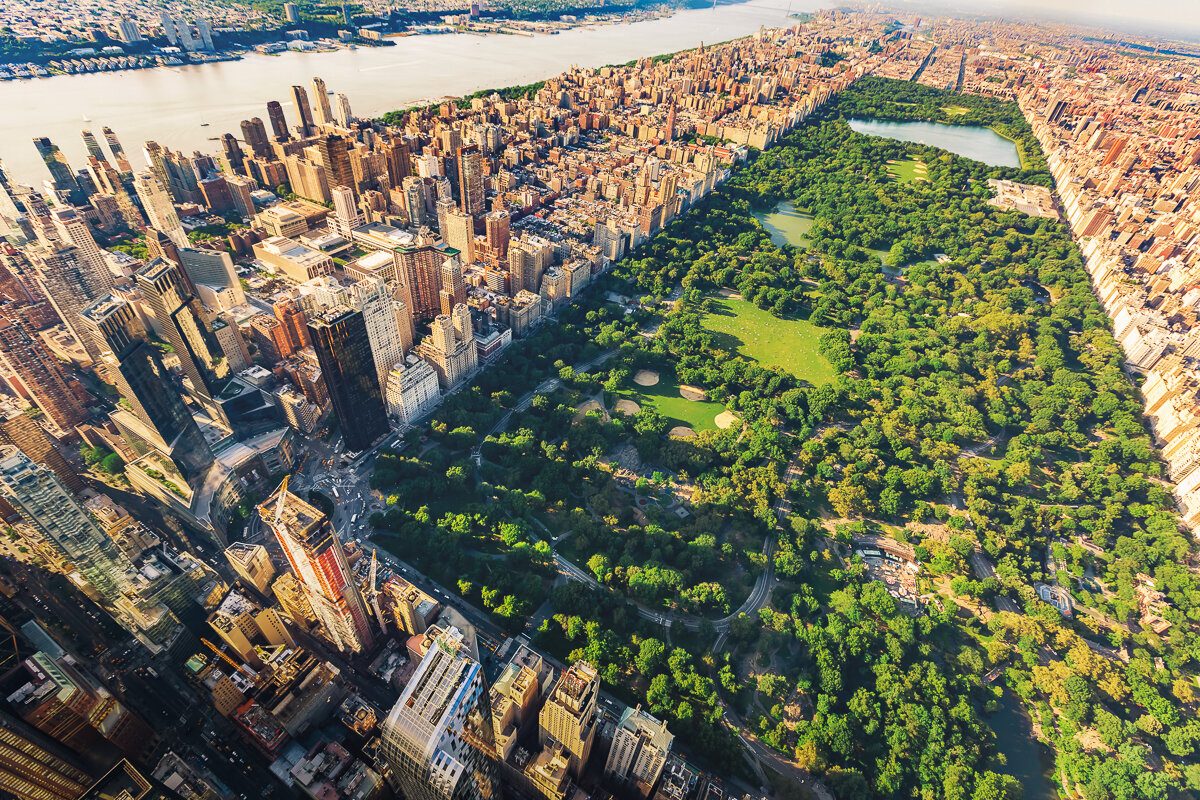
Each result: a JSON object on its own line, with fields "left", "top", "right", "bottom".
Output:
{"left": 257, "top": 481, "right": 374, "bottom": 654}
{"left": 379, "top": 626, "right": 497, "bottom": 800}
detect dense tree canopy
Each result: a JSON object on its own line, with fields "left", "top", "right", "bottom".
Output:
{"left": 372, "top": 77, "right": 1200, "bottom": 798}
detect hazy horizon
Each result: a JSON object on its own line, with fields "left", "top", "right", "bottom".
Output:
{"left": 876, "top": 0, "right": 1200, "bottom": 43}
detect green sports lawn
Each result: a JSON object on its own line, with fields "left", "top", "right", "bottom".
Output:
{"left": 702, "top": 295, "right": 836, "bottom": 386}
{"left": 886, "top": 157, "right": 928, "bottom": 183}
{"left": 617, "top": 370, "right": 725, "bottom": 431}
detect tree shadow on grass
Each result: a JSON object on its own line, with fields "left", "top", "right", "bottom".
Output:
{"left": 707, "top": 329, "right": 746, "bottom": 354}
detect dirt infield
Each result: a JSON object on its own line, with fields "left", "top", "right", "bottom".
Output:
{"left": 715, "top": 410, "right": 739, "bottom": 429}
{"left": 614, "top": 399, "right": 642, "bottom": 416}
{"left": 679, "top": 385, "right": 707, "bottom": 401}
{"left": 633, "top": 369, "right": 660, "bottom": 387}
{"left": 573, "top": 399, "right": 607, "bottom": 423}
{"left": 669, "top": 425, "right": 697, "bottom": 439}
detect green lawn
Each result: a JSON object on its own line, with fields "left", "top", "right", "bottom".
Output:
{"left": 867, "top": 246, "right": 891, "bottom": 264}
{"left": 617, "top": 370, "right": 725, "bottom": 431}
{"left": 701, "top": 295, "right": 836, "bottom": 386}
{"left": 886, "top": 157, "right": 928, "bottom": 183}
{"left": 942, "top": 104, "right": 971, "bottom": 117}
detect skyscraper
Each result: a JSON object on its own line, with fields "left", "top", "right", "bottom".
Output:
{"left": 333, "top": 93, "right": 354, "bottom": 129}
{"left": 395, "top": 241, "right": 448, "bottom": 321}
{"left": 439, "top": 255, "right": 466, "bottom": 316}
{"left": 312, "top": 77, "right": 333, "bottom": 126}
{"left": 0, "top": 160, "right": 21, "bottom": 231}
{"left": 81, "top": 130, "right": 106, "bottom": 163}
{"left": 135, "top": 260, "right": 230, "bottom": 410}
{"left": 0, "top": 447, "right": 180, "bottom": 649}
{"left": 175, "top": 18, "right": 198, "bottom": 52}
{"left": 0, "top": 313, "right": 88, "bottom": 438}
{"left": 159, "top": 12, "right": 178, "bottom": 44}
{"left": 49, "top": 208, "right": 112, "bottom": 294}
{"left": 196, "top": 18, "right": 214, "bottom": 51}
{"left": 224, "top": 542, "right": 276, "bottom": 594}
{"left": 88, "top": 162, "right": 144, "bottom": 230}
{"left": 225, "top": 174, "right": 256, "bottom": 219}
{"left": 330, "top": 184, "right": 362, "bottom": 237}
{"left": 379, "top": 626, "right": 497, "bottom": 800}
{"left": 415, "top": 306, "right": 477, "bottom": 390}
{"left": 101, "top": 128, "right": 131, "bottom": 174}
{"left": 220, "top": 133, "right": 246, "bottom": 175}
{"left": 307, "top": 306, "right": 388, "bottom": 452}
{"left": 271, "top": 571, "right": 317, "bottom": 629}
{"left": 80, "top": 296, "right": 214, "bottom": 481}
{"left": 0, "top": 711, "right": 93, "bottom": 800}
{"left": 484, "top": 209, "right": 510, "bottom": 262}
{"left": 311, "top": 135, "right": 354, "bottom": 193}
{"left": 384, "top": 138, "right": 412, "bottom": 185}
{"left": 538, "top": 661, "right": 600, "bottom": 779}
{"left": 257, "top": 481, "right": 374, "bottom": 653}
{"left": 267, "top": 101, "right": 291, "bottom": 142}
{"left": 349, "top": 275, "right": 407, "bottom": 394}
{"left": 457, "top": 145, "right": 485, "bottom": 218}
{"left": 241, "top": 118, "right": 273, "bottom": 160}
{"left": 132, "top": 171, "right": 189, "bottom": 251}
{"left": 604, "top": 706, "right": 673, "bottom": 797}
{"left": 116, "top": 17, "right": 143, "bottom": 43}
{"left": 8, "top": 651, "right": 156, "bottom": 762}
{"left": 0, "top": 411, "right": 82, "bottom": 492}
{"left": 440, "top": 203, "right": 475, "bottom": 265}
{"left": 32, "top": 137, "right": 82, "bottom": 203}
{"left": 179, "top": 248, "right": 243, "bottom": 303}
{"left": 291, "top": 85, "right": 317, "bottom": 138}
{"left": 27, "top": 246, "right": 110, "bottom": 364}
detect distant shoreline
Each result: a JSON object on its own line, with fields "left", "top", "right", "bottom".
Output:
{"left": 0, "top": 1, "right": 706, "bottom": 81}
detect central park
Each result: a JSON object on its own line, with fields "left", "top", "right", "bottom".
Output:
{"left": 366, "top": 74, "right": 1200, "bottom": 800}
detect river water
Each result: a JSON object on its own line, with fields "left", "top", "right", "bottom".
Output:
{"left": 848, "top": 118, "right": 1021, "bottom": 168}
{"left": 0, "top": 0, "right": 826, "bottom": 186}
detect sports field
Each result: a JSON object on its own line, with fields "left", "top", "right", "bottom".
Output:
{"left": 702, "top": 295, "right": 835, "bottom": 385}
{"left": 886, "top": 157, "right": 928, "bottom": 183}
{"left": 616, "top": 369, "right": 725, "bottom": 432}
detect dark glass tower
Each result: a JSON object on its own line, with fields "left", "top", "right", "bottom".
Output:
{"left": 220, "top": 134, "right": 246, "bottom": 175}
{"left": 266, "top": 101, "right": 291, "bottom": 142}
{"left": 135, "top": 259, "right": 229, "bottom": 406}
{"left": 32, "top": 137, "right": 83, "bottom": 203}
{"left": 81, "top": 296, "right": 214, "bottom": 481}
{"left": 291, "top": 85, "right": 317, "bottom": 138}
{"left": 307, "top": 306, "right": 387, "bottom": 452}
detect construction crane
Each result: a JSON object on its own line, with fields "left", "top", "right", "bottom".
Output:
{"left": 270, "top": 474, "right": 292, "bottom": 533}
{"left": 366, "top": 549, "right": 388, "bottom": 634}
{"left": 201, "top": 637, "right": 260, "bottom": 683}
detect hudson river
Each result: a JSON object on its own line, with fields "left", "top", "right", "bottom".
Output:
{"left": 0, "top": 0, "right": 825, "bottom": 185}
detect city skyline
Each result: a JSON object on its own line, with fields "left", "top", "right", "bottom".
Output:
{"left": 0, "top": 4, "right": 1196, "bottom": 800}
{"left": 914, "top": 0, "right": 1200, "bottom": 37}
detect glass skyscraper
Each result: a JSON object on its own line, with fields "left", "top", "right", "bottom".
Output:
{"left": 307, "top": 306, "right": 388, "bottom": 452}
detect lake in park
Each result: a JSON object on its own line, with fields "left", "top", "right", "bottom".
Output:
{"left": 990, "top": 692, "right": 1059, "bottom": 800}
{"left": 755, "top": 202, "right": 814, "bottom": 249}
{"left": 848, "top": 118, "right": 1021, "bottom": 168}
